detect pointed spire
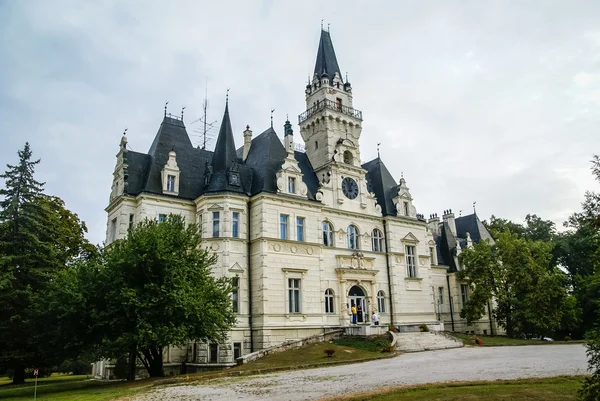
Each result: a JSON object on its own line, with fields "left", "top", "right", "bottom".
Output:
{"left": 211, "top": 98, "right": 237, "bottom": 172}
{"left": 284, "top": 118, "right": 293, "bottom": 137}
{"left": 313, "top": 29, "right": 342, "bottom": 82}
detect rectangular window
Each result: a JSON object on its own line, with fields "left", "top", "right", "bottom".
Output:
{"left": 209, "top": 344, "right": 218, "bottom": 363}
{"left": 315, "top": 140, "right": 318, "bottom": 149}
{"left": 438, "top": 287, "right": 444, "bottom": 313}
{"left": 109, "top": 217, "right": 117, "bottom": 242}
{"left": 288, "top": 177, "right": 296, "bottom": 193}
{"left": 430, "top": 246, "right": 436, "bottom": 265}
{"left": 336, "top": 97, "right": 342, "bottom": 110}
{"left": 403, "top": 201, "right": 409, "bottom": 216}
{"left": 158, "top": 214, "right": 167, "bottom": 223}
{"left": 461, "top": 284, "right": 469, "bottom": 306}
{"left": 167, "top": 175, "right": 176, "bottom": 192}
{"left": 406, "top": 245, "right": 417, "bottom": 277}
{"left": 232, "top": 277, "right": 239, "bottom": 313}
{"left": 128, "top": 214, "right": 134, "bottom": 231}
{"left": 212, "top": 212, "right": 220, "bottom": 238}
{"left": 233, "top": 342, "right": 242, "bottom": 360}
{"left": 288, "top": 278, "right": 301, "bottom": 313}
{"left": 280, "top": 215, "right": 288, "bottom": 240}
{"left": 296, "top": 217, "right": 305, "bottom": 242}
{"left": 232, "top": 212, "right": 239, "bottom": 238}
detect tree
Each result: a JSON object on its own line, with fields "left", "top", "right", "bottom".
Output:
{"left": 458, "top": 231, "right": 567, "bottom": 338}
{"left": 39, "top": 215, "right": 236, "bottom": 380}
{"left": 0, "top": 143, "right": 93, "bottom": 384}
{"left": 578, "top": 329, "right": 600, "bottom": 401}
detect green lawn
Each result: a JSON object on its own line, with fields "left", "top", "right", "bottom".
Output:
{"left": 330, "top": 376, "right": 585, "bottom": 401}
{"left": 452, "top": 333, "right": 584, "bottom": 346}
{"left": 0, "top": 338, "right": 393, "bottom": 400}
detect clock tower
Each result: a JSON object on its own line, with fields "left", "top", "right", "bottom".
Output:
{"left": 299, "top": 29, "right": 377, "bottom": 212}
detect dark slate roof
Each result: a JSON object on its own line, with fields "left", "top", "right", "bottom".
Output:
{"left": 123, "top": 150, "right": 150, "bottom": 196}
{"left": 455, "top": 213, "right": 495, "bottom": 244}
{"left": 211, "top": 103, "right": 237, "bottom": 172}
{"left": 362, "top": 158, "right": 398, "bottom": 216}
{"left": 314, "top": 30, "right": 342, "bottom": 81}
{"left": 237, "top": 128, "right": 319, "bottom": 200}
{"left": 433, "top": 234, "right": 446, "bottom": 266}
{"left": 439, "top": 222, "right": 459, "bottom": 272}
{"left": 138, "top": 116, "right": 211, "bottom": 200}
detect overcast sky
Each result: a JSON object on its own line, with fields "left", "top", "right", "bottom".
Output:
{"left": 1, "top": 0, "right": 599, "bottom": 245}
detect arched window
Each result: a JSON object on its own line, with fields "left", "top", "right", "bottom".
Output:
{"left": 377, "top": 290, "right": 386, "bottom": 313}
{"left": 322, "top": 221, "right": 334, "bottom": 247}
{"left": 325, "top": 289, "right": 335, "bottom": 313}
{"left": 372, "top": 229, "right": 383, "bottom": 252}
{"left": 343, "top": 150, "right": 353, "bottom": 165}
{"left": 347, "top": 225, "right": 359, "bottom": 250}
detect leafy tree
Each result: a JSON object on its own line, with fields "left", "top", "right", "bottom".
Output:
{"left": 0, "top": 143, "right": 93, "bottom": 384}
{"left": 39, "top": 215, "right": 236, "bottom": 380}
{"left": 458, "top": 231, "right": 566, "bottom": 338}
{"left": 578, "top": 329, "right": 600, "bottom": 401}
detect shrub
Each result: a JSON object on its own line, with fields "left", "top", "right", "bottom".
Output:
{"left": 578, "top": 329, "right": 600, "bottom": 401}
{"left": 564, "top": 336, "right": 572, "bottom": 342}
{"left": 112, "top": 356, "right": 129, "bottom": 380}
{"left": 419, "top": 324, "right": 430, "bottom": 332}
{"left": 324, "top": 349, "right": 335, "bottom": 358}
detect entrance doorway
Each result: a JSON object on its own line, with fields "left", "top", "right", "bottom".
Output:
{"left": 349, "top": 285, "right": 368, "bottom": 323}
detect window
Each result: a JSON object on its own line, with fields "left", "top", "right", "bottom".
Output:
{"left": 158, "top": 214, "right": 166, "bottom": 223}
{"left": 232, "top": 212, "right": 239, "bottom": 238}
{"left": 233, "top": 342, "right": 242, "bottom": 360}
{"left": 461, "top": 284, "right": 469, "bottom": 306}
{"left": 212, "top": 212, "right": 220, "bottom": 238}
{"left": 377, "top": 290, "right": 386, "bottom": 313}
{"left": 372, "top": 229, "right": 383, "bottom": 252}
{"left": 288, "top": 278, "right": 301, "bottom": 313}
{"left": 288, "top": 177, "right": 296, "bottom": 193}
{"left": 322, "top": 221, "right": 334, "bottom": 247}
{"left": 209, "top": 344, "right": 218, "bottom": 363}
{"left": 347, "top": 225, "right": 359, "bottom": 250}
{"left": 403, "top": 201, "right": 409, "bottom": 216}
{"left": 343, "top": 150, "right": 353, "bottom": 164}
{"left": 315, "top": 140, "right": 318, "bottom": 149}
{"left": 438, "top": 287, "right": 444, "bottom": 313}
{"left": 167, "top": 174, "right": 176, "bottom": 192}
{"left": 336, "top": 97, "right": 342, "bottom": 110}
{"left": 231, "top": 277, "right": 239, "bottom": 313}
{"left": 109, "top": 217, "right": 117, "bottom": 242}
{"left": 406, "top": 245, "right": 417, "bottom": 277}
{"left": 128, "top": 214, "right": 134, "bottom": 231}
{"left": 325, "top": 289, "right": 334, "bottom": 313}
{"left": 280, "top": 215, "right": 289, "bottom": 240}
{"left": 430, "top": 246, "right": 436, "bottom": 265}
{"left": 296, "top": 217, "right": 305, "bottom": 242}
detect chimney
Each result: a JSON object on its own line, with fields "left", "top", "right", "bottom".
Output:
{"left": 442, "top": 209, "right": 456, "bottom": 236}
{"left": 242, "top": 125, "right": 252, "bottom": 162}
{"left": 427, "top": 213, "right": 440, "bottom": 235}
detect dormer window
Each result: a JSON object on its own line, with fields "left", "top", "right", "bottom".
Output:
{"left": 288, "top": 177, "right": 296, "bottom": 193}
{"left": 167, "top": 175, "right": 176, "bottom": 192}
{"left": 404, "top": 201, "right": 409, "bottom": 216}
{"left": 228, "top": 172, "right": 239, "bottom": 186}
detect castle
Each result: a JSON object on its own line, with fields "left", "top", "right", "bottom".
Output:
{"left": 96, "top": 29, "right": 497, "bottom": 377}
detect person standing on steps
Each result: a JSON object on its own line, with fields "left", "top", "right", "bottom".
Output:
{"left": 372, "top": 311, "right": 379, "bottom": 326}
{"left": 357, "top": 302, "right": 363, "bottom": 323}
{"left": 351, "top": 304, "right": 357, "bottom": 324}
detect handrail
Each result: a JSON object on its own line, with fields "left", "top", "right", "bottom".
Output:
{"left": 298, "top": 99, "right": 363, "bottom": 124}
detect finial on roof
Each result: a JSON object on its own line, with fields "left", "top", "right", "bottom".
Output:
{"left": 459, "top": 210, "right": 462, "bottom": 217}
{"left": 164, "top": 101, "right": 169, "bottom": 117}
{"left": 181, "top": 106, "right": 186, "bottom": 120}
{"left": 226, "top": 88, "right": 230, "bottom": 105}
{"left": 327, "top": 23, "right": 330, "bottom": 32}
{"left": 377, "top": 142, "right": 381, "bottom": 159}
{"left": 270, "top": 108, "right": 275, "bottom": 128}
{"left": 321, "top": 19, "right": 323, "bottom": 30}
{"left": 473, "top": 201, "right": 477, "bottom": 214}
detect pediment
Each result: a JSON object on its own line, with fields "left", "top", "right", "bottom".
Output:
{"left": 208, "top": 203, "right": 224, "bottom": 210}
{"left": 229, "top": 262, "right": 244, "bottom": 273}
{"left": 428, "top": 239, "right": 436, "bottom": 246}
{"left": 402, "top": 232, "right": 420, "bottom": 243}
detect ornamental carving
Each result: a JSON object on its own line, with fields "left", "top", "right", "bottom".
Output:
{"left": 268, "top": 242, "right": 315, "bottom": 256}
{"left": 336, "top": 252, "right": 375, "bottom": 270}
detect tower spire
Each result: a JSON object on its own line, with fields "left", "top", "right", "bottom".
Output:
{"left": 313, "top": 29, "right": 342, "bottom": 82}
{"left": 211, "top": 98, "right": 237, "bottom": 172}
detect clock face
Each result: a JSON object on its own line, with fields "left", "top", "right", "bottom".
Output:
{"left": 342, "top": 177, "right": 359, "bottom": 200}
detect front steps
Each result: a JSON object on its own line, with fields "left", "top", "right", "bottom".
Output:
{"left": 392, "top": 331, "right": 463, "bottom": 352}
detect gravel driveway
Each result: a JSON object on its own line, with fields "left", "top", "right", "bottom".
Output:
{"left": 135, "top": 344, "right": 589, "bottom": 401}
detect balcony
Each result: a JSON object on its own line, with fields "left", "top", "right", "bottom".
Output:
{"left": 298, "top": 99, "right": 363, "bottom": 124}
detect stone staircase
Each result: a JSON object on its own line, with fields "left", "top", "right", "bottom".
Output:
{"left": 392, "top": 331, "right": 463, "bottom": 352}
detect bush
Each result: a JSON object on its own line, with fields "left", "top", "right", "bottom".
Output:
{"left": 112, "top": 356, "right": 129, "bottom": 380}
{"left": 324, "top": 349, "right": 336, "bottom": 358}
{"left": 578, "top": 330, "right": 600, "bottom": 401}
{"left": 419, "top": 324, "right": 430, "bottom": 332}
{"left": 564, "top": 336, "right": 572, "bottom": 342}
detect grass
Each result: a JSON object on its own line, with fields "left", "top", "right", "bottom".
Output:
{"left": 325, "top": 376, "right": 586, "bottom": 401}
{"left": 0, "top": 337, "right": 393, "bottom": 400}
{"left": 452, "top": 333, "right": 585, "bottom": 346}
{"left": 0, "top": 374, "right": 153, "bottom": 401}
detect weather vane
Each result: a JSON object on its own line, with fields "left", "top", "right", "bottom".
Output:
{"left": 271, "top": 108, "right": 275, "bottom": 127}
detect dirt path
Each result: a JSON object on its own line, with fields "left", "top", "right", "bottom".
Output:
{"left": 135, "top": 344, "right": 588, "bottom": 401}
